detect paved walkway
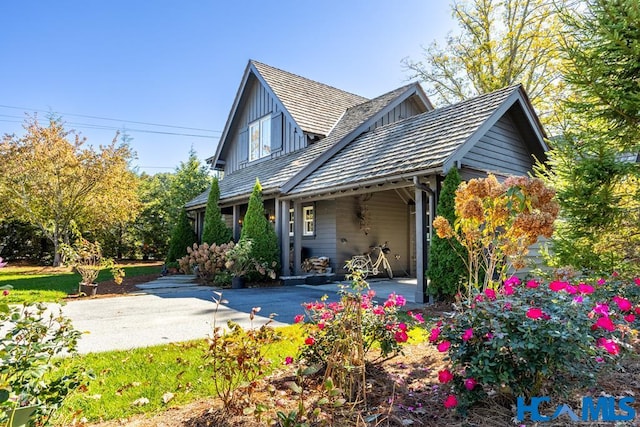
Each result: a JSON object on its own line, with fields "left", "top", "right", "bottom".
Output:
{"left": 57, "top": 275, "right": 420, "bottom": 354}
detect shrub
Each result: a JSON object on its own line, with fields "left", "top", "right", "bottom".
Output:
{"left": 178, "top": 241, "right": 233, "bottom": 282}
{"left": 427, "top": 169, "right": 467, "bottom": 298}
{"left": 59, "top": 238, "right": 125, "bottom": 293}
{"left": 225, "top": 239, "right": 277, "bottom": 281}
{"left": 166, "top": 208, "right": 197, "bottom": 264}
{"left": 239, "top": 179, "right": 279, "bottom": 280}
{"left": 201, "top": 177, "right": 233, "bottom": 245}
{"left": 429, "top": 274, "right": 640, "bottom": 411}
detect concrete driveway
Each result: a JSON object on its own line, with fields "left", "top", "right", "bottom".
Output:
{"left": 57, "top": 276, "right": 419, "bottom": 354}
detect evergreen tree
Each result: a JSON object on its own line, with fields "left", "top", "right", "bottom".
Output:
{"left": 201, "top": 177, "right": 232, "bottom": 245}
{"left": 166, "top": 209, "right": 197, "bottom": 264}
{"left": 240, "top": 179, "right": 280, "bottom": 279}
{"left": 427, "top": 169, "right": 468, "bottom": 298}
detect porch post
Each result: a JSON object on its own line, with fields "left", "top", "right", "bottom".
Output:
{"left": 293, "top": 201, "right": 303, "bottom": 275}
{"left": 414, "top": 182, "right": 427, "bottom": 303}
{"left": 232, "top": 204, "right": 240, "bottom": 241}
{"left": 279, "top": 200, "right": 291, "bottom": 276}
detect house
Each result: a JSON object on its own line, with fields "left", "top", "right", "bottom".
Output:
{"left": 186, "top": 60, "right": 548, "bottom": 302}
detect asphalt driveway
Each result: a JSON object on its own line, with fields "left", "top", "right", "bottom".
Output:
{"left": 57, "top": 276, "right": 418, "bottom": 354}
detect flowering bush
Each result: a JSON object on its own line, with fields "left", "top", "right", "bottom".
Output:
{"left": 430, "top": 274, "right": 640, "bottom": 411}
{"left": 60, "top": 238, "right": 124, "bottom": 293}
{"left": 178, "top": 241, "right": 233, "bottom": 281}
{"left": 433, "top": 174, "right": 559, "bottom": 302}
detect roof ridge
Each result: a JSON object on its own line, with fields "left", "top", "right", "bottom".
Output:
{"left": 251, "top": 60, "right": 368, "bottom": 102}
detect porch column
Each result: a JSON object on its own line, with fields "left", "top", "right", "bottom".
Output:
{"left": 232, "top": 204, "right": 240, "bottom": 241}
{"left": 414, "top": 183, "right": 427, "bottom": 303}
{"left": 279, "top": 200, "right": 291, "bottom": 276}
{"left": 293, "top": 201, "right": 303, "bottom": 275}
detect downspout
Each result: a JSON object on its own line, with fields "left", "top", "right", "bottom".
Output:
{"left": 413, "top": 177, "right": 435, "bottom": 305}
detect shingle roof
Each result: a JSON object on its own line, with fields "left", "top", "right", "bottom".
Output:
{"left": 289, "top": 85, "right": 521, "bottom": 195}
{"left": 186, "top": 84, "right": 421, "bottom": 208}
{"left": 252, "top": 61, "right": 368, "bottom": 136}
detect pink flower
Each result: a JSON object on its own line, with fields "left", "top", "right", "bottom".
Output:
{"left": 612, "top": 271, "right": 619, "bottom": 277}
{"left": 373, "top": 306, "right": 385, "bottom": 316}
{"left": 485, "top": 332, "right": 494, "bottom": 340}
{"left": 502, "top": 285, "right": 514, "bottom": 296}
{"left": 394, "top": 330, "right": 408, "bottom": 343}
{"left": 634, "top": 278, "right": 640, "bottom": 286}
{"left": 2, "top": 290, "right": 8, "bottom": 296}
{"left": 464, "top": 378, "right": 477, "bottom": 390}
{"left": 504, "top": 276, "right": 520, "bottom": 287}
{"left": 443, "top": 395, "right": 458, "bottom": 409}
{"left": 321, "top": 311, "right": 334, "bottom": 320}
{"left": 437, "top": 341, "right": 451, "bottom": 352}
{"left": 526, "top": 280, "right": 539, "bottom": 288}
{"left": 612, "top": 296, "right": 632, "bottom": 312}
{"left": 396, "top": 295, "right": 406, "bottom": 307}
{"left": 438, "top": 369, "right": 454, "bottom": 383}
{"left": 564, "top": 284, "right": 577, "bottom": 295}
{"left": 573, "top": 296, "right": 584, "bottom": 304}
{"left": 398, "top": 322, "right": 408, "bottom": 331}
{"left": 284, "top": 356, "right": 293, "bottom": 365}
{"left": 294, "top": 314, "right": 305, "bottom": 324}
{"left": 549, "top": 281, "right": 567, "bottom": 292}
{"left": 503, "top": 302, "right": 512, "bottom": 311}
{"left": 429, "top": 327, "right": 441, "bottom": 343}
{"left": 578, "top": 283, "right": 594, "bottom": 294}
{"left": 636, "top": 307, "right": 640, "bottom": 315}
{"left": 304, "top": 336, "right": 315, "bottom": 345}
{"left": 595, "top": 316, "right": 616, "bottom": 332}
{"left": 597, "top": 338, "right": 619, "bottom": 355}
{"left": 0, "top": 257, "right": 7, "bottom": 268}
{"left": 317, "top": 322, "right": 325, "bottom": 330}
{"left": 597, "top": 278, "right": 606, "bottom": 286}
{"left": 526, "top": 308, "right": 543, "bottom": 319}
{"left": 624, "top": 314, "right": 635, "bottom": 323}
{"left": 593, "top": 303, "right": 609, "bottom": 316}
{"left": 411, "top": 312, "right": 425, "bottom": 323}
{"left": 484, "top": 288, "right": 497, "bottom": 300}
{"left": 462, "top": 328, "right": 473, "bottom": 342}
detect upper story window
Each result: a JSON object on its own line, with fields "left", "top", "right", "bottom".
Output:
{"left": 249, "top": 115, "right": 271, "bottom": 162}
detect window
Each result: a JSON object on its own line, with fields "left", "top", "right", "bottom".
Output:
{"left": 289, "top": 209, "right": 294, "bottom": 236}
{"left": 249, "top": 115, "right": 271, "bottom": 161}
{"left": 303, "top": 206, "right": 314, "bottom": 236}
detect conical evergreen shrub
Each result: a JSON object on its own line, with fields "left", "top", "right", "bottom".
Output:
{"left": 166, "top": 208, "right": 197, "bottom": 264}
{"left": 201, "top": 177, "right": 232, "bottom": 245}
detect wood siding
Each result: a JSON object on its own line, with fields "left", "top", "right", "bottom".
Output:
{"left": 335, "top": 191, "right": 411, "bottom": 276}
{"left": 368, "top": 96, "right": 423, "bottom": 132}
{"left": 223, "top": 78, "right": 305, "bottom": 174}
{"left": 297, "top": 200, "right": 338, "bottom": 269}
{"left": 462, "top": 114, "right": 534, "bottom": 176}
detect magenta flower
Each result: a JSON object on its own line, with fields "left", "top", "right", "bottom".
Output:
{"left": 294, "top": 314, "right": 305, "bottom": 324}
{"left": 595, "top": 316, "right": 616, "bottom": 332}
{"left": 462, "top": 328, "right": 473, "bottom": 342}
{"left": 484, "top": 288, "right": 497, "bottom": 300}
{"left": 526, "top": 280, "right": 539, "bottom": 288}
{"left": 474, "top": 294, "right": 484, "bottom": 302}
{"left": 634, "top": 278, "right": 640, "bottom": 286}
{"left": 624, "top": 314, "right": 635, "bottom": 323}
{"left": 504, "top": 276, "right": 520, "bottom": 287}
{"left": 373, "top": 306, "right": 385, "bottom": 316}
{"left": 2, "top": 290, "right": 8, "bottom": 296}
{"left": 564, "top": 284, "right": 577, "bottom": 294}
{"left": 577, "top": 283, "right": 595, "bottom": 294}
{"left": 317, "top": 322, "right": 325, "bottom": 330}
{"left": 438, "top": 369, "right": 454, "bottom": 383}
{"left": 398, "top": 322, "right": 408, "bottom": 331}
{"left": 502, "top": 285, "right": 514, "bottom": 296}
{"left": 304, "top": 336, "right": 315, "bottom": 345}
{"left": 593, "top": 303, "right": 610, "bottom": 317}
{"left": 464, "top": 378, "right": 477, "bottom": 390}
{"left": 526, "top": 307, "right": 543, "bottom": 319}
{"left": 0, "top": 257, "right": 6, "bottom": 268}
{"left": 597, "top": 278, "right": 606, "bottom": 286}
{"left": 597, "top": 338, "right": 619, "bottom": 355}
{"left": 429, "top": 327, "right": 441, "bottom": 343}
{"left": 612, "top": 296, "right": 632, "bottom": 311}
{"left": 411, "top": 312, "right": 425, "bottom": 323}
{"left": 549, "top": 281, "right": 567, "bottom": 292}
{"left": 394, "top": 330, "right": 408, "bottom": 343}
{"left": 443, "top": 394, "right": 458, "bottom": 409}
{"left": 573, "top": 296, "right": 584, "bottom": 304}
{"left": 503, "top": 302, "right": 512, "bottom": 311}
{"left": 284, "top": 356, "right": 293, "bottom": 365}
{"left": 437, "top": 341, "right": 451, "bottom": 352}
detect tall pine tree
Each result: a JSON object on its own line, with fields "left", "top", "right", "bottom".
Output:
{"left": 427, "top": 169, "right": 468, "bottom": 298}
{"left": 201, "top": 177, "right": 232, "bottom": 245}
{"left": 166, "top": 208, "right": 197, "bottom": 264}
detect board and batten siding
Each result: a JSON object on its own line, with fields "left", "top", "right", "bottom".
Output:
{"left": 462, "top": 114, "right": 534, "bottom": 176}
{"left": 335, "top": 191, "right": 411, "bottom": 276}
{"left": 298, "top": 200, "right": 338, "bottom": 271}
{"left": 223, "top": 77, "right": 305, "bottom": 174}
{"left": 368, "top": 96, "right": 423, "bottom": 132}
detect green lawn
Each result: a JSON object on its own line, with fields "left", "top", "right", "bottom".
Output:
{"left": 0, "top": 263, "right": 162, "bottom": 304}
{"left": 51, "top": 325, "right": 305, "bottom": 425}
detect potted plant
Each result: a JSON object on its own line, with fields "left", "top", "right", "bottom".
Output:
{"left": 60, "top": 238, "right": 125, "bottom": 296}
{"left": 224, "top": 240, "right": 277, "bottom": 288}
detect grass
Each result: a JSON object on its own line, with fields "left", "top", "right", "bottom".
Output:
{"left": 51, "top": 324, "right": 306, "bottom": 425}
{"left": 0, "top": 262, "right": 162, "bottom": 303}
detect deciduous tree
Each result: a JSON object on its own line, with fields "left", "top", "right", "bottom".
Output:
{"left": 0, "top": 117, "right": 139, "bottom": 265}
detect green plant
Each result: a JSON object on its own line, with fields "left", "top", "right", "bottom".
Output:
{"left": 59, "top": 238, "right": 125, "bottom": 294}
{"left": 0, "top": 287, "right": 91, "bottom": 425}
{"left": 165, "top": 208, "right": 197, "bottom": 264}
{"left": 429, "top": 274, "right": 640, "bottom": 412}
{"left": 178, "top": 241, "right": 233, "bottom": 281}
{"left": 224, "top": 240, "right": 277, "bottom": 281}
{"left": 201, "top": 177, "right": 233, "bottom": 245}
{"left": 205, "top": 291, "right": 280, "bottom": 413}
{"left": 427, "top": 169, "right": 467, "bottom": 298}
{"left": 239, "top": 179, "right": 280, "bottom": 280}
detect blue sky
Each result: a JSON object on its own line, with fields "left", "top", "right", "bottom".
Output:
{"left": 1, "top": 1, "right": 455, "bottom": 174}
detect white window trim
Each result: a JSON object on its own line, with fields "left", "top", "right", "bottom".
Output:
{"left": 288, "top": 208, "right": 294, "bottom": 237}
{"left": 249, "top": 115, "right": 271, "bottom": 162}
{"left": 303, "top": 206, "right": 315, "bottom": 236}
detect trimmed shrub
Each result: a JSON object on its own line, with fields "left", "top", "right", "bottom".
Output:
{"left": 239, "top": 179, "right": 280, "bottom": 280}
{"left": 166, "top": 208, "right": 197, "bottom": 264}
{"left": 201, "top": 177, "right": 232, "bottom": 245}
